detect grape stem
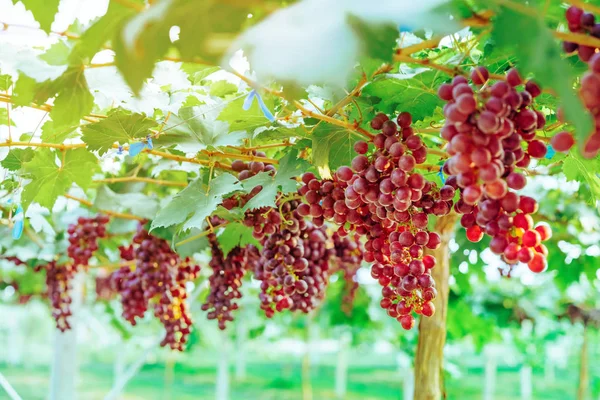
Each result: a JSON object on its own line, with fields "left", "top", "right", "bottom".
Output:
{"left": 394, "top": 6, "right": 600, "bottom": 57}
{"left": 93, "top": 177, "right": 188, "bottom": 187}
{"left": 0, "top": 94, "right": 102, "bottom": 123}
{"left": 415, "top": 164, "right": 444, "bottom": 172}
{"left": 426, "top": 148, "right": 449, "bottom": 159}
{"left": 229, "top": 141, "right": 293, "bottom": 151}
{"left": 294, "top": 101, "right": 375, "bottom": 139}
{"left": 175, "top": 223, "right": 228, "bottom": 247}
{"left": 63, "top": 194, "right": 145, "bottom": 221}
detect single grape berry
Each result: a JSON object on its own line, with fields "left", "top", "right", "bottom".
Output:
{"left": 528, "top": 253, "right": 547, "bottom": 273}
{"left": 397, "top": 112, "right": 412, "bottom": 128}
{"left": 566, "top": 6, "right": 583, "bottom": 26}
{"left": 471, "top": 66, "right": 490, "bottom": 85}
{"left": 506, "top": 68, "right": 523, "bottom": 87}
{"left": 466, "top": 225, "right": 484, "bottom": 242}
{"left": 421, "top": 301, "right": 435, "bottom": 317}
{"left": 550, "top": 131, "right": 575, "bottom": 153}
{"left": 527, "top": 140, "right": 548, "bottom": 158}
{"left": 354, "top": 141, "right": 368, "bottom": 154}
{"left": 399, "top": 314, "right": 416, "bottom": 330}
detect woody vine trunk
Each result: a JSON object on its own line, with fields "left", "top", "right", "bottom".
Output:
{"left": 414, "top": 214, "right": 458, "bottom": 400}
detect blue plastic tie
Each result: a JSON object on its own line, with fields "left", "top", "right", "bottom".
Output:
{"left": 128, "top": 142, "right": 146, "bottom": 156}
{"left": 255, "top": 91, "right": 276, "bottom": 122}
{"left": 12, "top": 205, "right": 23, "bottom": 240}
{"left": 545, "top": 144, "right": 556, "bottom": 160}
{"left": 129, "top": 135, "right": 154, "bottom": 156}
{"left": 437, "top": 167, "right": 446, "bottom": 184}
{"left": 243, "top": 90, "right": 257, "bottom": 111}
{"left": 243, "top": 89, "right": 275, "bottom": 122}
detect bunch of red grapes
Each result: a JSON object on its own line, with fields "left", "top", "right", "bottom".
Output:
{"left": 2, "top": 257, "right": 33, "bottom": 304}
{"left": 223, "top": 151, "right": 281, "bottom": 240}
{"left": 439, "top": 67, "right": 551, "bottom": 272}
{"left": 298, "top": 111, "right": 451, "bottom": 329}
{"left": 110, "top": 227, "right": 200, "bottom": 350}
{"left": 202, "top": 232, "right": 260, "bottom": 330}
{"left": 254, "top": 200, "right": 334, "bottom": 317}
{"left": 67, "top": 215, "right": 109, "bottom": 267}
{"left": 332, "top": 232, "right": 364, "bottom": 316}
{"left": 563, "top": 6, "right": 600, "bottom": 61}
{"left": 561, "top": 6, "right": 600, "bottom": 158}
{"left": 95, "top": 273, "right": 115, "bottom": 301}
{"left": 35, "top": 261, "right": 78, "bottom": 331}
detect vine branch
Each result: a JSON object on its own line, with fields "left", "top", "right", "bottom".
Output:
{"left": 93, "top": 177, "right": 188, "bottom": 187}
{"left": 63, "top": 194, "right": 145, "bottom": 221}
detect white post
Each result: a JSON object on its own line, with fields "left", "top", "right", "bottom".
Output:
{"left": 335, "top": 331, "right": 351, "bottom": 399}
{"left": 49, "top": 273, "right": 83, "bottom": 400}
{"left": 235, "top": 320, "right": 247, "bottom": 381}
{"left": 216, "top": 337, "right": 230, "bottom": 400}
{"left": 403, "top": 368, "right": 415, "bottom": 400}
{"left": 105, "top": 344, "right": 156, "bottom": 400}
{"left": 6, "top": 310, "right": 21, "bottom": 366}
{"left": 520, "top": 365, "right": 532, "bottom": 400}
{"left": 396, "top": 352, "right": 414, "bottom": 400}
{"left": 112, "top": 344, "right": 126, "bottom": 400}
{"left": 520, "top": 320, "right": 533, "bottom": 400}
{"left": 0, "top": 372, "right": 23, "bottom": 400}
{"left": 484, "top": 346, "right": 497, "bottom": 400}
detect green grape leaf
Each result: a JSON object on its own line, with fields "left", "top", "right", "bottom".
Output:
{"left": 562, "top": 152, "right": 600, "bottom": 202}
{"left": 170, "top": 1, "right": 251, "bottom": 63}
{"left": 492, "top": 7, "right": 594, "bottom": 150}
{"left": 13, "top": 0, "right": 60, "bottom": 33}
{"left": 19, "top": 67, "right": 94, "bottom": 128}
{"left": 69, "top": 1, "right": 137, "bottom": 64}
{"left": 1, "top": 148, "right": 34, "bottom": 171}
{"left": 110, "top": 0, "right": 251, "bottom": 93}
{"left": 40, "top": 120, "right": 79, "bottom": 143}
{"left": 218, "top": 94, "right": 276, "bottom": 132}
{"left": 94, "top": 186, "right": 160, "bottom": 219}
{"left": 312, "top": 124, "right": 357, "bottom": 178}
{"left": 21, "top": 148, "right": 99, "bottom": 209}
{"left": 347, "top": 14, "right": 398, "bottom": 63}
{"left": 217, "top": 222, "right": 261, "bottom": 257}
{"left": 174, "top": 229, "right": 209, "bottom": 257}
{"left": 1, "top": 179, "right": 18, "bottom": 191}
{"left": 356, "top": 58, "right": 388, "bottom": 81}
{"left": 253, "top": 126, "right": 309, "bottom": 142}
{"left": 151, "top": 173, "right": 240, "bottom": 231}
{"left": 81, "top": 109, "right": 158, "bottom": 155}
{"left": 181, "top": 64, "right": 220, "bottom": 85}
{"left": 48, "top": 66, "right": 95, "bottom": 128}
{"left": 0, "top": 109, "right": 16, "bottom": 126}
{"left": 156, "top": 106, "right": 247, "bottom": 152}
{"left": 362, "top": 69, "right": 445, "bottom": 121}
{"left": 39, "top": 41, "right": 72, "bottom": 66}
{"left": 209, "top": 80, "right": 238, "bottom": 97}
{"left": 12, "top": 73, "right": 40, "bottom": 106}
{"left": 0, "top": 74, "right": 13, "bottom": 91}
{"left": 112, "top": 1, "right": 172, "bottom": 95}
{"left": 240, "top": 149, "right": 307, "bottom": 211}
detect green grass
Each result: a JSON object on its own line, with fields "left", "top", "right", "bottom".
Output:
{"left": 0, "top": 362, "right": 590, "bottom": 399}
